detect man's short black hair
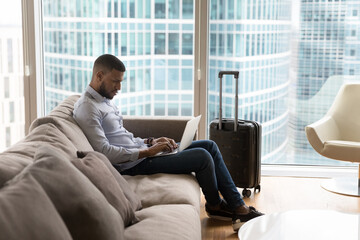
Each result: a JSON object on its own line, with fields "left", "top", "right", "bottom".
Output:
{"left": 93, "top": 54, "right": 126, "bottom": 73}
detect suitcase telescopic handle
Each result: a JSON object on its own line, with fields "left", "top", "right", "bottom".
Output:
{"left": 218, "top": 71, "right": 239, "bottom": 79}
{"left": 218, "top": 71, "right": 239, "bottom": 132}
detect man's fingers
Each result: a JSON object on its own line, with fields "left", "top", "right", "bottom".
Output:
{"left": 163, "top": 142, "right": 174, "bottom": 152}
{"left": 152, "top": 138, "right": 177, "bottom": 151}
{"left": 166, "top": 142, "right": 174, "bottom": 151}
{"left": 166, "top": 138, "right": 177, "bottom": 148}
{"left": 171, "top": 140, "right": 177, "bottom": 148}
{"left": 154, "top": 142, "right": 172, "bottom": 152}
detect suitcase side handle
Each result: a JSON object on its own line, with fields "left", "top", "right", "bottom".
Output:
{"left": 218, "top": 71, "right": 239, "bottom": 132}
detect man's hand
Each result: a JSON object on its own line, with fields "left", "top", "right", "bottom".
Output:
{"left": 153, "top": 137, "right": 177, "bottom": 149}
{"left": 138, "top": 137, "right": 178, "bottom": 159}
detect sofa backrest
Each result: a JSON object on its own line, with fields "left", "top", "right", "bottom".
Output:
{"left": 29, "top": 95, "right": 93, "bottom": 152}
{"left": 0, "top": 95, "right": 93, "bottom": 187}
{"left": 1, "top": 94, "right": 194, "bottom": 186}
{"left": 0, "top": 123, "right": 78, "bottom": 186}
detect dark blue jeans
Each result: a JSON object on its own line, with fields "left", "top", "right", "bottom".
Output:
{"left": 120, "top": 140, "right": 245, "bottom": 209}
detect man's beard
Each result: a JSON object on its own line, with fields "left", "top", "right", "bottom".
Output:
{"left": 98, "top": 82, "right": 114, "bottom": 99}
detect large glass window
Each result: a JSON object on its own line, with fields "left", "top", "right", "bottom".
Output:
{"left": 0, "top": 1, "right": 24, "bottom": 152}
{"left": 34, "top": 0, "right": 360, "bottom": 168}
{"left": 41, "top": 0, "right": 195, "bottom": 117}
{"left": 207, "top": 0, "right": 360, "bottom": 166}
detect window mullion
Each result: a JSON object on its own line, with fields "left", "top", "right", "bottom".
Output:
{"left": 194, "top": 0, "right": 209, "bottom": 140}
{"left": 22, "top": 0, "right": 45, "bottom": 134}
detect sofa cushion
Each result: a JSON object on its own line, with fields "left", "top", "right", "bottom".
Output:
{"left": 30, "top": 116, "right": 93, "bottom": 152}
{"left": 77, "top": 151, "right": 142, "bottom": 211}
{"left": 125, "top": 204, "right": 201, "bottom": 240}
{"left": 27, "top": 123, "right": 78, "bottom": 157}
{"left": 0, "top": 152, "right": 32, "bottom": 188}
{"left": 18, "top": 145, "right": 124, "bottom": 240}
{"left": 29, "top": 95, "right": 93, "bottom": 152}
{"left": 0, "top": 123, "right": 77, "bottom": 187}
{"left": 71, "top": 152, "right": 137, "bottom": 226}
{"left": 0, "top": 172, "right": 72, "bottom": 240}
{"left": 123, "top": 173, "right": 200, "bottom": 211}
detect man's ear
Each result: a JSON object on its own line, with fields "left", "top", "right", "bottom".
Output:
{"left": 95, "top": 71, "right": 104, "bottom": 81}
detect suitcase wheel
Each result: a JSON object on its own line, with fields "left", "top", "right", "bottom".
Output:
{"left": 242, "top": 185, "right": 261, "bottom": 198}
{"left": 242, "top": 189, "right": 251, "bottom": 198}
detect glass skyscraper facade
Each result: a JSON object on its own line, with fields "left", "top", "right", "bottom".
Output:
{"left": 42, "top": 0, "right": 195, "bottom": 117}
{"left": 290, "top": 0, "right": 360, "bottom": 165}
{"left": 207, "top": 0, "right": 292, "bottom": 164}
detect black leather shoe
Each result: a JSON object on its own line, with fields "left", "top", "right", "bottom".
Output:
{"left": 232, "top": 206, "right": 264, "bottom": 231}
{"left": 205, "top": 199, "right": 233, "bottom": 221}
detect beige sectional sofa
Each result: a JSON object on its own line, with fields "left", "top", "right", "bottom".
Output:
{"left": 0, "top": 95, "right": 201, "bottom": 240}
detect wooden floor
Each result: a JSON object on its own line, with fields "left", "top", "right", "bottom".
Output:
{"left": 200, "top": 176, "right": 360, "bottom": 239}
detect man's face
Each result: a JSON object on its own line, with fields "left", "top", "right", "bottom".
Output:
{"left": 98, "top": 69, "right": 124, "bottom": 99}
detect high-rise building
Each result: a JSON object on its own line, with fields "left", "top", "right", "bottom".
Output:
{"left": 0, "top": 25, "right": 24, "bottom": 152}
{"left": 207, "top": 0, "right": 292, "bottom": 164}
{"left": 42, "top": 0, "right": 195, "bottom": 117}
{"left": 289, "top": 0, "right": 360, "bottom": 165}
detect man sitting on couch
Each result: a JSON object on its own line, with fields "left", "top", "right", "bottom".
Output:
{"left": 73, "top": 54, "right": 263, "bottom": 231}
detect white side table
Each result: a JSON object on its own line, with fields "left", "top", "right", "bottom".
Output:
{"left": 238, "top": 210, "right": 360, "bottom": 240}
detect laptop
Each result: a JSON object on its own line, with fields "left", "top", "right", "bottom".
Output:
{"left": 151, "top": 115, "right": 202, "bottom": 157}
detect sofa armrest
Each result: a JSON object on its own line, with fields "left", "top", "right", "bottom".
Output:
{"left": 122, "top": 116, "right": 193, "bottom": 142}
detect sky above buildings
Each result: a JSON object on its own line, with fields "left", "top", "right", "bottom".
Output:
{"left": 0, "top": 1, "right": 21, "bottom": 26}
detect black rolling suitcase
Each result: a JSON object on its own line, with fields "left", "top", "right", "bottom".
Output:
{"left": 209, "top": 71, "right": 261, "bottom": 198}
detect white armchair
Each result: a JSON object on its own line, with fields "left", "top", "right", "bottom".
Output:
{"left": 305, "top": 82, "right": 360, "bottom": 196}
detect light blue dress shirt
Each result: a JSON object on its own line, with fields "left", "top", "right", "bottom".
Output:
{"left": 73, "top": 86, "right": 148, "bottom": 171}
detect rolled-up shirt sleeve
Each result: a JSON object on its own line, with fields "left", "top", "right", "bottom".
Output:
{"left": 74, "top": 100, "right": 140, "bottom": 164}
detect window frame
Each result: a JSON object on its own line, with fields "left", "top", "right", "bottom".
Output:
{"left": 22, "top": 0, "right": 45, "bottom": 134}
{"left": 24, "top": 0, "right": 209, "bottom": 138}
